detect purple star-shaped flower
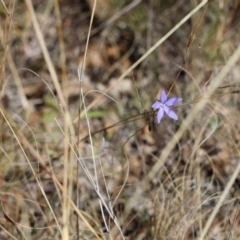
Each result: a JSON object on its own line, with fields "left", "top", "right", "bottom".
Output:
{"left": 152, "top": 90, "right": 182, "bottom": 124}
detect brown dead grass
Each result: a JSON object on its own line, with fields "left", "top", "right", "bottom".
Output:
{"left": 1, "top": 0, "right": 240, "bottom": 239}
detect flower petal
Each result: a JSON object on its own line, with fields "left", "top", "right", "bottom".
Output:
{"left": 165, "top": 98, "right": 182, "bottom": 106}
{"left": 164, "top": 105, "right": 178, "bottom": 120}
{"left": 152, "top": 101, "right": 161, "bottom": 109}
{"left": 161, "top": 90, "right": 167, "bottom": 103}
{"left": 157, "top": 107, "right": 164, "bottom": 123}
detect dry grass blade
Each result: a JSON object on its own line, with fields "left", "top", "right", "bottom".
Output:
{"left": 90, "top": 0, "right": 142, "bottom": 37}
{"left": 1, "top": 110, "right": 101, "bottom": 239}
{"left": 148, "top": 38, "right": 240, "bottom": 179}
{"left": 24, "top": 0, "right": 66, "bottom": 111}
{"left": 0, "top": 0, "right": 10, "bottom": 15}
{"left": 3, "top": 212, "right": 24, "bottom": 240}
{"left": 80, "top": 86, "right": 238, "bottom": 143}
{"left": 81, "top": 0, "right": 208, "bottom": 114}
{"left": 7, "top": 51, "right": 33, "bottom": 112}
{"left": 77, "top": 66, "right": 125, "bottom": 238}
{"left": 55, "top": 117, "right": 125, "bottom": 239}
{"left": 25, "top": 1, "right": 75, "bottom": 238}
{"left": 0, "top": 109, "right": 62, "bottom": 234}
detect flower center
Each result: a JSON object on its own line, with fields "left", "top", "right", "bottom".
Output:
{"left": 159, "top": 102, "right": 164, "bottom": 107}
